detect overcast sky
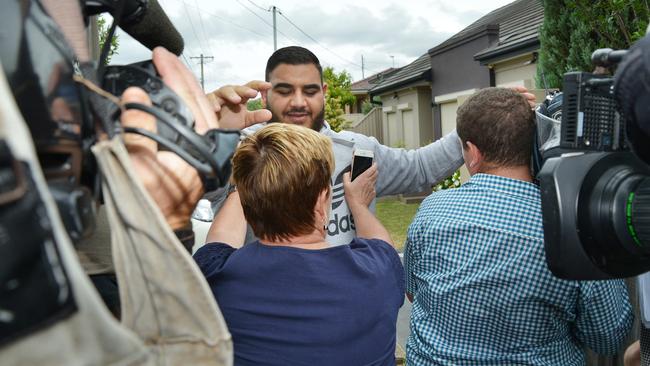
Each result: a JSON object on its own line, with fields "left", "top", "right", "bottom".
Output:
{"left": 109, "top": 0, "right": 514, "bottom": 92}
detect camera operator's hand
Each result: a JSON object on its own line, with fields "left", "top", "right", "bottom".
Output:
{"left": 122, "top": 47, "right": 227, "bottom": 230}
{"left": 121, "top": 87, "right": 203, "bottom": 230}
{"left": 152, "top": 47, "right": 220, "bottom": 133}
{"left": 207, "top": 80, "right": 272, "bottom": 129}
{"left": 343, "top": 164, "right": 378, "bottom": 209}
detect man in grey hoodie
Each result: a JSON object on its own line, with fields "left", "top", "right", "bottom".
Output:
{"left": 206, "top": 46, "right": 533, "bottom": 246}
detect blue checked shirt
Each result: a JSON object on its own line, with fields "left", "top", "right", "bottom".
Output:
{"left": 404, "top": 174, "right": 633, "bottom": 366}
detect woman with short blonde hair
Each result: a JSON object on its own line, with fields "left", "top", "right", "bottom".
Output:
{"left": 194, "top": 124, "right": 404, "bottom": 365}
{"left": 232, "top": 124, "right": 334, "bottom": 242}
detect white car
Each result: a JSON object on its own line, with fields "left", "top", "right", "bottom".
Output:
{"left": 190, "top": 199, "right": 213, "bottom": 253}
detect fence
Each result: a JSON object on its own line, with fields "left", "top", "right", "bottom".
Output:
{"left": 346, "top": 107, "right": 383, "bottom": 143}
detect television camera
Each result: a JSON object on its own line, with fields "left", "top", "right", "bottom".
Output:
{"left": 2, "top": 0, "right": 239, "bottom": 244}
{"left": 537, "top": 33, "right": 650, "bottom": 280}
{"left": 0, "top": 0, "right": 238, "bottom": 346}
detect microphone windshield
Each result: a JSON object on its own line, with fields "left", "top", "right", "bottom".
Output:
{"left": 119, "top": 0, "right": 184, "bottom": 56}
{"left": 615, "top": 33, "right": 650, "bottom": 163}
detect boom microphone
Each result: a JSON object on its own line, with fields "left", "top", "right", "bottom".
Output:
{"left": 615, "top": 33, "right": 650, "bottom": 163}
{"left": 591, "top": 48, "right": 628, "bottom": 67}
{"left": 85, "top": 0, "right": 184, "bottom": 55}
{"left": 119, "top": 0, "right": 184, "bottom": 55}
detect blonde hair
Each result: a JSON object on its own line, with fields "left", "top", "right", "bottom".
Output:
{"left": 232, "top": 124, "right": 334, "bottom": 242}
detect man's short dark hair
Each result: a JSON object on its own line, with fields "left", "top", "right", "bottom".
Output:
{"left": 456, "top": 87, "right": 535, "bottom": 167}
{"left": 265, "top": 46, "right": 323, "bottom": 82}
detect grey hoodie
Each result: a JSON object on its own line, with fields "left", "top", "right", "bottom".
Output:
{"left": 204, "top": 122, "right": 463, "bottom": 246}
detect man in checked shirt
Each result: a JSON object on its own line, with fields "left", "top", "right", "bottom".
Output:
{"left": 404, "top": 87, "right": 633, "bottom": 366}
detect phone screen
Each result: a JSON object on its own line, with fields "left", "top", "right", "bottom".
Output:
{"left": 351, "top": 155, "right": 373, "bottom": 181}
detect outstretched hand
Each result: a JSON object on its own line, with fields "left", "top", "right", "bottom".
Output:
{"left": 207, "top": 80, "right": 272, "bottom": 129}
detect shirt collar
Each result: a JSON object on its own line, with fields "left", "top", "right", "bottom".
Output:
{"left": 320, "top": 120, "right": 331, "bottom": 133}
{"left": 466, "top": 173, "right": 540, "bottom": 199}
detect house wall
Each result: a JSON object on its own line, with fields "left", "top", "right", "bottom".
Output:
{"left": 417, "top": 90, "right": 434, "bottom": 146}
{"left": 430, "top": 33, "right": 496, "bottom": 140}
{"left": 350, "top": 94, "right": 367, "bottom": 114}
{"left": 429, "top": 38, "right": 540, "bottom": 184}
{"left": 436, "top": 90, "right": 475, "bottom": 183}
{"left": 378, "top": 83, "right": 432, "bottom": 149}
{"left": 493, "top": 53, "right": 538, "bottom": 88}
{"left": 433, "top": 51, "right": 541, "bottom": 184}
{"left": 430, "top": 37, "right": 494, "bottom": 97}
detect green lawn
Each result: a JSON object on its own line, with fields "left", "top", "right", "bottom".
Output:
{"left": 375, "top": 198, "right": 421, "bottom": 252}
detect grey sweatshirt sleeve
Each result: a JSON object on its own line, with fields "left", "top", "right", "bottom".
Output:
{"left": 372, "top": 130, "right": 464, "bottom": 196}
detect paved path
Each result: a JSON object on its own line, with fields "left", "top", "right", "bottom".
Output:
{"left": 397, "top": 296, "right": 411, "bottom": 348}
{"left": 397, "top": 255, "right": 411, "bottom": 349}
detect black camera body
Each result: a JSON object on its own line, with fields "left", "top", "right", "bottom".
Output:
{"left": 561, "top": 72, "right": 626, "bottom": 152}
{"left": 103, "top": 60, "right": 194, "bottom": 144}
{"left": 539, "top": 67, "right": 650, "bottom": 280}
{"left": 0, "top": 0, "right": 240, "bottom": 347}
{"left": 101, "top": 60, "right": 240, "bottom": 193}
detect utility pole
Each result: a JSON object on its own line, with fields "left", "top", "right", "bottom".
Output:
{"left": 89, "top": 16, "right": 100, "bottom": 61}
{"left": 390, "top": 55, "right": 395, "bottom": 68}
{"left": 272, "top": 6, "right": 277, "bottom": 51}
{"left": 361, "top": 55, "right": 365, "bottom": 79}
{"left": 190, "top": 53, "right": 214, "bottom": 92}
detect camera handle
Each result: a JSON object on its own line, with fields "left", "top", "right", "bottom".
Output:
{"left": 121, "top": 102, "right": 239, "bottom": 192}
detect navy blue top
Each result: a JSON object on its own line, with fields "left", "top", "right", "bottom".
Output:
{"left": 194, "top": 238, "right": 404, "bottom": 366}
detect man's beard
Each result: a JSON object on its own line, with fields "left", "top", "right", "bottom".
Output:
{"left": 267, "top": 106, "right": 326, "bottom": 132}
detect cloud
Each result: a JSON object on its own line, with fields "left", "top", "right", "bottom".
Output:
{"left": 167, "top": 1, "right": 456, "bottom": 65}
{"left": 272, "top": 4, "right": 453, "bottom": 58}
{"left": 107, "top": 0, "right": 513, "bottom": 86}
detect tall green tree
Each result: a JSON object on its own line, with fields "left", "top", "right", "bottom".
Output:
{"left": 97, "top": 16, "right": 119, "bottom": 65}
{"left": 536, "top": 0, "right": 571, "bottom": 89}
{"left": 537, "top": 0, "right": 650, "bottom": 89}
{"left": 323, "top": 66, "right": 354, "bottom": 132}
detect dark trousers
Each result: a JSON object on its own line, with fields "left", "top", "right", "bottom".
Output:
{"left": 90, "top": 274, "right": 120, "bottom": 319}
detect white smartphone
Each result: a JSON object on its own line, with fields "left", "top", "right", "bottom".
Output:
{"left": 351, "top": 149, "right": 374, "bottom": 181}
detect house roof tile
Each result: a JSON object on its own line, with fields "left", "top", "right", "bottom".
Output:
{"left": 428, "top": 0, "right": 543, "bottom": 60}
{"left": 369, "top": 53, "right": 431, "bottom": 95}
{"left": 473, "top": 0, "right": 544, "bottom": 61}
{"left": 351, "top": 68, "right": 398, "bottom": 92}
{"left": 369, "top": 0, "right": 544, "bottom": 95}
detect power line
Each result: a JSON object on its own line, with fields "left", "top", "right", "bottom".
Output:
{"left": 169, "top": 0, "right": 267, "bottom": 39}
{"left": 247, "top": 0, "right": 268, "bottom": 12}
{"left": 234, "top": 0, "right": 301, "bottom": 45}
{"left": 278, "top": 11, "right": 357, "bottom": 66}
{"left": 181, "top": 53, "right": 192, "bottom": 68}
{"left": 182, "top": 52, "right": 204, "bottom": 82}
{"left": 240, "top": 3, "right": 377, "bottom": 74}
{"left": 181, "top": 0, "right": 207, "bottom": 55}
{"left": 194, "top": 0, "right": 212, "bottom": 48}
{"left": 235, "top": 0, "right": 273, "bottom": 27}
{"left": 278, "top": 11, "right": 379, "bottom": 74}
